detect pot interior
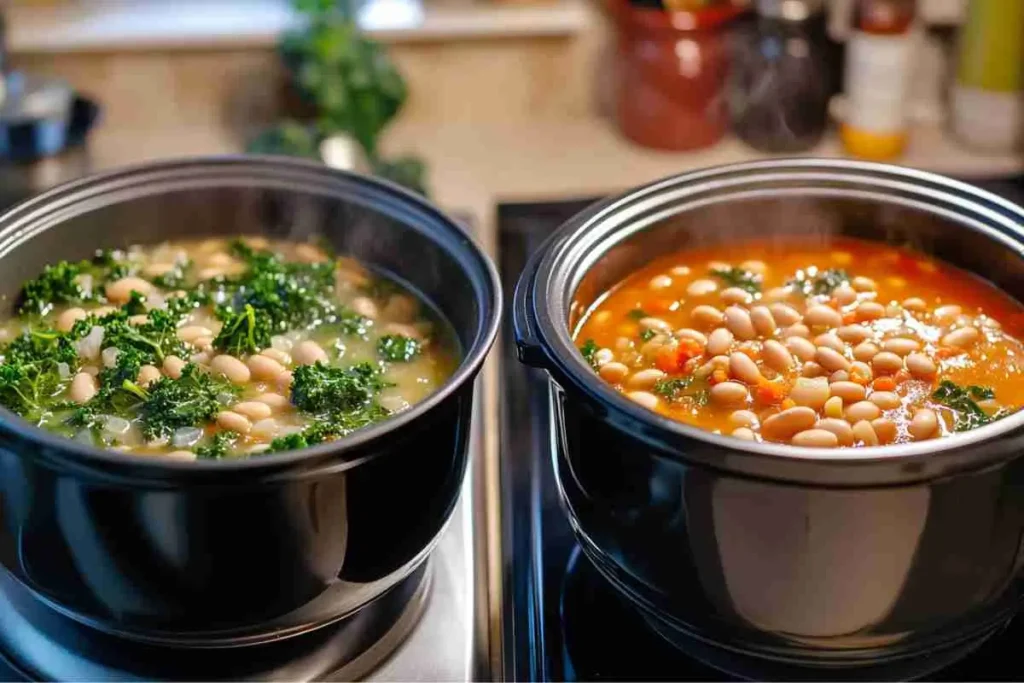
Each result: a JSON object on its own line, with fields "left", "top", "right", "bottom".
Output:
{"left": 569, "top": 189, "right": 1024, "bottom": 331}
{"left": 0, "top": 167, "right": 489, "bottom": 355}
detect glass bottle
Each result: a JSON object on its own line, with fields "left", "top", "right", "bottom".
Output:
{"left": 728, "top": 0, "right": 835, "bottom": 153}
{"left": 839, "top": 0, "right": 917, "bottom": 160}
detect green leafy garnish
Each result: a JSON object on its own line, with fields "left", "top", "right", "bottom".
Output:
{"left": 19, "top": 262, "right": 90, "bottom": 315}
{"left": 931, "top": 380, "right": 1002, "bottom": 432}
{"left": 627, "top": 309, "right": 648, "bottom": 321}
{"left": 194, "top": 430, "right": 239, "bottom": 460}
{"left": 653, "top": 376, "right": 709, "bottom": 405}
{"left": 136, "top": 363, "right": 238, "bottom": 440}
{"left": 639, "top": 329, "right": 657, "bottom": 342}
{"left": 788, "top": 268, "right": 850, "bottom": 297}
{"left": 152, "top": 259, "right": 191, "bottom": 289}
{"left": 377, "top": 334, "right": 421, "bottom": 362}
{"left": 580, "top": 339, "right": 599, "bottom": 367}
{"left": 710, "top": 267, "right": 762, "bottom": 294}
{"left": 213, "top": 303, "right": 272, "bottom": 356}
{"left": 0, "top": 328, "right": 78, "bottom": 423}
{"left": 290, "top": 361, "right": 389, "bottom": 415}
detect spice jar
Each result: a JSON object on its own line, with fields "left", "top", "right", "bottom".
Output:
{"left": 608, "top": 0, "right": 747, "bottom": 151}
{"left": 728, "top": 0, "right": 835, "bottom": 153}
{"left": 839, "top": 0, "right": 918, "bottom": 160}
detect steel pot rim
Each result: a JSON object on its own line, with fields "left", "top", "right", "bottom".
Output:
{"left": 0, "top": 155, "right": 502, "bottom": 479}
{"left": 519, "top": 158, "right": 1024, "bottom": 475}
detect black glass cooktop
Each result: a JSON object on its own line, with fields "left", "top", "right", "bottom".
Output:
{"left": 497, "top": 176, "right": 1024, "bottom": 682}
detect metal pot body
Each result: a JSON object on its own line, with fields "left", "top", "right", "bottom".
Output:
{"left": 0, "top": 157, "right": 500, "bottom": 646}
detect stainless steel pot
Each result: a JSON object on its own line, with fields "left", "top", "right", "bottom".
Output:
{"left": 513, "top": 159, "right": 1024, "bottom": 676}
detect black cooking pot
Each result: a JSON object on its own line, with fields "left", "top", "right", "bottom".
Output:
{"left": 514, "top": 160, "right": 1024, "bottom": 675}
{"left": 0, "top": 156, "right": 500, "bottom": 646}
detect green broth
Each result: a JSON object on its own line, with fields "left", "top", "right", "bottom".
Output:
{"left": 0, "top": 237, "right": 458, "bottom": 460}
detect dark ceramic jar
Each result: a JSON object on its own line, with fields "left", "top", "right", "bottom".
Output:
{"left": 514, "top": 159, "right": 1024, "bottom": 677}
{"left": 0, "top": 156, "right": 500, "bottom": 646}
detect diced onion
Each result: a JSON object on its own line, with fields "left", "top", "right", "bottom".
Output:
{"left": 171, "top": 426, "right": 203, "bottom": 448}
{"left": 271, "top": 335, "right": 293, "bottom": 352}
{"left": 216, "top": 392, "right": 235, "bottom": 405}
{"left": 101, "top": 347, "right": 120, "bottom": 369}
{"left": 75, "top": 326, "right": 105, "bottom": 361}
{"left": 74, "top": 429, "right": 95, "bottom": 445}
{"left": 57, "top": 362, "right": 71, "bottom": 379}
{"left": 102, "top": 416, "right": 131, "bottom": 435}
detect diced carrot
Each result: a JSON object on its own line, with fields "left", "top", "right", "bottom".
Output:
{"left": 843, "top": 312, "right": 857, "bottom": 324}
{"left": 755, "top": 381, "right": 787, "bottom": 405}
{"left": 710, "top": 368, "right": 729, "bottom": 385}
{"left": 894, "top": 369, "right": 912, "bottom": 384}
{"left": 655, "top": 339, "right": 703, "bottom": 373}
{"left": 781, "top": 398, "right": 797, "bottom": 410}
{"left": 873, "top": 376, "right": 896, "bottom": 392}
{"left": 850, "top": 368, "right": 871, "bottom": 385}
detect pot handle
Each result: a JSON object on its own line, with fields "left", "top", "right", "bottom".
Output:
{"left": 512, "top": 246, "right": 550, "bottom": 368}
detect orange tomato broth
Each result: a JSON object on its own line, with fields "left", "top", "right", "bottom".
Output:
{"left": 573, "top": 237, "right": 1024, "bottom": 445}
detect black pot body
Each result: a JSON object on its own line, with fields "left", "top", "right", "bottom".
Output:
{"left": 515, "top": 160, "right": 1024, "bottom": 668}
{"left": 0, "top": 157, "right": 500, "bottom": 646}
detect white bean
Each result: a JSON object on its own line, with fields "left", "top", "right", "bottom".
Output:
{"left": 815, "top": 346, "right": 850, "bottom": 373}
{"left": 906, "top": 353, "right": 937, "bottom": 379}
{"left": 749, "top": 306, "right": 777, "bottom": 336}
{"left": 627, "top": 391, "right": 659, "bottom": 410}
{"left": 845, "top": 400, "right": 882, "bottom": 423}
{"left": 721, "top": 287, "right": 753, "bottom": 305}
{"left": 814, "top": 332, "right": 845, "bottom": 353}
{"left": 594, "top": 348, "right": 615, "bottom": 367}
{"left": 762, "top": 340, "right": 794, "bottom": 372}
{"left": 909, "top": 408, "right": 939, "bottom": 441}
{"left": 761, "top": 407, "right": 817, "bottom": 439}
{"left": 674, "top": 329, "right": 708, "bottom": 346}
{"left": 833, "top": 284, "right": 858, "bottom": 306}
{"left": 255, "top": 392, "right": 291, "bottom": 412}
{"left": 163, "top": 355, "right": 186, "bottom": 380}
{"left": 710, "top": 381, "right": 750, "bottom": 406}
{"left": 105, "top": 277, "right": 154, "bottom": 304}
{"left": 852, "top": 420, "right": 879, "bottom": 446}
{"left": 177, "top": 326, "right": 213, "bottom": 343}
{"left": 69, "top": 372, "right": 98, "bottom": 404}
{"left": 728, "top": 352, "right": 763, "bottom": 384}
{"left": 853, "top": 341, "right": 881, "bottom": 362}
{"left": 872, "top": 417, "right": 897, "bottom": 444}
{"left": 741, "top": 260, "right": 767, "bottom": 275}
{"left": 856, "top": 302, "right": 886, "bottom": 321}
{"left": 626, "top": 369, "right": 666, "bottom": 390}
{"left": 789, "top": 377, "right": 830, "bottom": 410}
{"left": 687, "top": 279, "right": 717, "bottom": 296}
{"left": 706, "top": 328, "right": 734, "bottom": 356}
{"left": 882, "top": 338, "right": 921, "bottom": 356}
{"left": 800, "top": 361, "right": 826, "bottom": 378}
{"left": 851, "top": 276, "right": 877, "bottom": 292}
{"left": 869, "top": 391, "right": 901, "bottom": 410}
{"left": 260, "top": 348, "right": 292, "bottom": 365}
{"left": 250, "top": 418, "right": 280, "bottom": 440}
{"left": 829, "top": 381, "right": 866, "bottom": 403}
{"left": 233, "top": 401, "right": 273, "bottom": 420}
{"left": 210, "top": 355, "right": 251, "bottom": 384}
{"left": 137, "top": 365, "right": 162, "bottom": 387}
{"left": 639, "top": 317, "right": 673, "bottom": 334}
{"left": 872, "top": 351, "right": 904, "bottom": 374}
{"left": 292, "top": 340, "right": 328, "bottom": 366}
{"left": 829, "top": 370, "right": 850, "bottom": 383}
{"left": 792, "top": 429, "right": 839, "bottom": 448}
{"left": 57, "top": 307, "right": 88, "bottom": 333}
{"left": 934, "top": 305, "right": 962, "bottom": 323}
{"left": 849, "top": 361, "right": 873, "bottom": 383}
{"left": 731, "top": 427, "right": 756, "bottom": 441}
{"left": 782, "top": 324, "right": 811, "bottom": 339}
{"left": 691, "top": 305, "right": 725, "bottom": 328}
{"left": 804, "top": 305, "right": 842, "bottom": 328}
{"left": 729, "top": 410, "right": 758, "bottom": 428}
{"left": 769, "top": 304, "right": 802, "bottom": 327}
{"left": 650, "top": 274, "right": 674, "bottom": 290}
{"left": 902, "top": 297, "right": 926, "bottom": 312}
{"left": 785, "top": 336, "right": 817, "bottom": 362}
{"left": 837, "top": 325, "right": 872, "bottom": 344}
{"left": 599, "top": 362, "right": 629, "bottom": 383}
{"left": 724, "top": 306, "right": 756, "bottom": 340}
{"left": 815, "top": 418, "right": 854, "bottom": 446}
{"left": 351, "top": 296, "right": 379, "bottom": 319}
{"left": 165, "top": 450, "right": 198, "bottom": 461}
{"left": 941, "top": 327, "right": 980, "bottom": 348}
{"left": 216, "top": 411, "right": 252, "bottom": 434}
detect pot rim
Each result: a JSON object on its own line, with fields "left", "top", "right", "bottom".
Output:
{"left": 522, "top": 158, "right": 1024, "bottom": 473}
{"left": 0, "top": 155, "right": 501, "bottom": 479}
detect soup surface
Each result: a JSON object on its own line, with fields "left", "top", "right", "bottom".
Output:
{"left": 575, "top": 237, "right": 1024, "bottom": 448}
{"left": 0, "top": 238, "right": 457, "bottom": 459}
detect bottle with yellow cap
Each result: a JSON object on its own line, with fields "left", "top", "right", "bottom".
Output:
{"left": 839, "top": 0, "right": 918, "bottom": 160}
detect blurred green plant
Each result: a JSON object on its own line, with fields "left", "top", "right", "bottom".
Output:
{"left": 247, "top": 0, "right": 428, "bottom": 195}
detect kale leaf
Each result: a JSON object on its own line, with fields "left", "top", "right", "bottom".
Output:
{"left": 710, "top": 267, "right": 762, "bottom": 294}
{"left": 290, "top": 361, "right": 389, "bottom": 415}
{"left": 0, "top": 328, "right": 79, "bottom": 422}
{"left": 19, "top": 261, "right": 90, "bottom": 315}
{"left": 136, "top": 363, "right": 237, "bottom": 439}
{"left": 788, "top": 268, "right": 850, "bottom": 297}
{"left": 213, "top": 303, "right": 272, "bottom": 356}
{"left": 377, "top": 334, "right": 421, "bottom": 362}
{"left": 580, "top": 339, "right": 599, "bottom": 368}
{"left": 194, "top": 430, "right": 239, "bottom": 459}
{"left": 931, "top": 380, "right": 1000, "bottom": 432}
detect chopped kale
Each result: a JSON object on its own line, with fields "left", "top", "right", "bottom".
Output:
{"left": 377, "top": 334, "right": 421, "bottom": 362}
{"left": 0, "top": 328, "right": 79, "bottom": 422}
{"left": 19, "top": 261, "right": 90, "bottom": 315}
{"left": 710, "top": 267, "right": 762, "bottom": 294}
{"left": 151, "top": 259, "right": 192, "bottom": 289}
{"left": 932, "top": 380, "right": 1001, "bottom": 432}
{"left": 580, "top": 339, "right": 599, "bottom": 368}
{"left": 122, "top": 291, "right": 148, "bottom": 316}
{"left": 654, "top": 376, "right": 709, "bottom": 405}
{"left": 194, "top": 430, "right": 239, "bottom": 459}
{"left": 267, "top": 403, "right": 392, "bottom": 453}
{"left": 136, "top": 363, "right": 238, "bottom": 439}
{"left": 788, "top": 268, "right": 850, "bottom": 297}
{"left": 290, "top": 361, "right": 389, "bottom": 415}
{"left": 213, "top": 303, "right": 272, "bottom": 356}
{"left": 639, "top": 328, "right": 657, "bottom": 342}
{"left": 627, "top": 309, "right": 648, "bottom": 321}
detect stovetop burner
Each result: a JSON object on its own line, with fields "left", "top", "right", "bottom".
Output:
{"left": 497, "top": 182, "right": 1024, "bottom": 682}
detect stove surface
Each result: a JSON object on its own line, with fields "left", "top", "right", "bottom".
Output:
{"left": 497, "top": 180, "right": 1024, "bottom": 681}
